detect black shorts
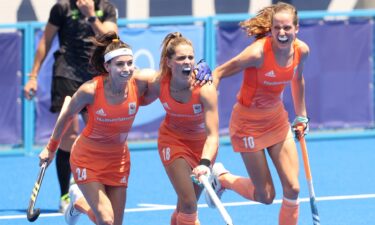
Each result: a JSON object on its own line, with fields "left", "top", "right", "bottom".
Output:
{"left": 50, "top": 77, "right": 84, "bottom": 113}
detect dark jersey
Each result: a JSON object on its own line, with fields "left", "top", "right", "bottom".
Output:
{"left": 48, "top": 0, "right": 117, "bottom": 82}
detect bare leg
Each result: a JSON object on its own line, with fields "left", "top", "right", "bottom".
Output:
{"left": 165, "top": 158, "right": 201, "bottom": 225}
{"left": 268, "top": 138, "right": 300, "bottom": 225}
{"left": 78, "top": 182, "right": 121, "bottom": 225}
{"left": 240, "top": 150, "right": 276, "bottom": 204}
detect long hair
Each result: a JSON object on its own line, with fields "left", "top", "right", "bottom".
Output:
{"left": 159, "top": 32, "right": 193, "bottom": 78}
{"left": 240, "top": 2, "right": 298, "bottom": 40}
{"left": 90, "top": 32, "right": 131, "bottom": 74}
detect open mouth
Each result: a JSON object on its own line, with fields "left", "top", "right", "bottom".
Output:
{"left": 182, "top": 67, "right": 191, "bottom": 76}
{"left": 120, "top": 72, "right": 131, "bottom": 78}
{"left": 277, "top": 36, "right": 289, "bottom": 44}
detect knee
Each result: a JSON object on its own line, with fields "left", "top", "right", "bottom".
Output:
{"left": 283, "top": 183, "right": 300, "bottom": 199}
{"left": 97, "top": 218, "right": 114, "bottom": 225}
{"left": 95, "top": 209, "right": 114, "bottom": 225}
{"left": 254, "top": 188, "right": 275, "bottom": 205}
{"left": 179, "top": 196, "right": 197, "bottom": 213}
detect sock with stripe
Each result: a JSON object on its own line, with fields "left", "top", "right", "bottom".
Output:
{"left": 170, "top": 210, "right": 178, "bottom": 225}
{"left": 279, "top": 197, "right": 299, "bottom": 225}
{"left": 177, "top": 212, "right": 200, "bottom": 225}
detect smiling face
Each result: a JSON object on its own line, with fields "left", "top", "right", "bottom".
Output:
{"left": 105, "top": 55, "right": 135, "bottom": 83}
{"left": 271, "top": 10, "right": 298, "bottom": 49}
{"left": 167, "top": 44, "right": 195, "bottom": 81}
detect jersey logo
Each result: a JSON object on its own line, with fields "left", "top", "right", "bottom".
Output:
{"left": 95, "top": 108, "right": 107, "bottom": 117}
{"left": 264, "top": 70, "right": 276, "bottom": 77}
{"left": 193, "top": 104, "right": 202, "bottom": 114}
{"left": 128, "top": 102, "right": 137, "bottom": 115}
{"left": 120, "top": 176, "right": 128, "bottom": 184}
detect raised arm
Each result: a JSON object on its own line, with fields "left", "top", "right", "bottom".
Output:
{"left": 76, "top": 0, "right": 118, "bottom": 35}
{"left": 134, "top": 69, "right": 161, "bottom": 106}
{"left": 213, "top": 40, "right": 264, "bottom": 88}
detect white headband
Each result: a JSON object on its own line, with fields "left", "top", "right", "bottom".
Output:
{"left": 104, "top": 48, "right": 133, "bottom": 62}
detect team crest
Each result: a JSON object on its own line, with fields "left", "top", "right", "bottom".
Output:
{"left": 128, "top": 102, "right": 137, "bottom": 115}
{"left": 193, "top": 104, "right": 202, "bottom": 114}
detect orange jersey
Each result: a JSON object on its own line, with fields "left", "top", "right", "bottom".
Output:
{"left": 237, "top": 36, "right": 302, "bottom": 108}
{"left": 157, "top": 75, "right": 207, "bottom": 167}
{"left": 159, "top": 75, "right": 206, "bottom": 140}
{"left": 82, "top": 76, "right": 139, "bottom": 144}
{"left": 70, "top": 76, "right": 139, "bottom": 186}
{"left": 230, "top": 37, "right": 300, "bottom": 152}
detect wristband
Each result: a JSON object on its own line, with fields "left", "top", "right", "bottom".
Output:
{"left": 199, "top": 158, "right": 211, "bottom": 167}
{"left": 88, "top": 16, "right": 97, "bottom": 23}
{"left": 46, "top": 138, "right": 60, "bottom": 153}
{"left": 28, "top": 74, "right": 37, "bottom": 81}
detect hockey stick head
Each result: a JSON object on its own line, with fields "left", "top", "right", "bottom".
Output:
{"left": 27, "top": 207, "right": 40, "bottom": 222}
{"left": 26, "top": 161, "right": 48, "bottom": 222}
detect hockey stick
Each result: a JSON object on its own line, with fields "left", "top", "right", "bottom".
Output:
{"left": 297, "top": 126, "right": 321, "bottom": 225}
{"left": 26, "top": 96, "right": 72, "bottom": 222}
{"left": 27, "top": 160, "right": 48, "bottom": 222}
{"left": 199, "top": 175, "right": 234, "bottom": 225}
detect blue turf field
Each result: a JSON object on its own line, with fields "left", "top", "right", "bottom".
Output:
{"left": 0, "top": 132, "right": 374, "bottom": 225}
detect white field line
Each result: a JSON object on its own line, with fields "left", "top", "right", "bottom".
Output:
{"left": 2, "top": 193, "right": 375, "bottom": 220}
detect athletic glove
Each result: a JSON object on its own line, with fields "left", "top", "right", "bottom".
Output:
{"left": 194, "top": 59, "right": 212, "bottom": 84}
{"left": 292, "top": 116, "right": 310, "bottom": 139}
{"left": 191, "top": 158, "right": 212, "bottom": 187}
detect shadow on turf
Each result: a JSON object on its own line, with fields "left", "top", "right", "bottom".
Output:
{"left": 0, "top": 208, "right": 59, "bottom": 214}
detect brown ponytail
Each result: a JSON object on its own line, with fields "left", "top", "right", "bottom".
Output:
{"left": 159, "top": 32, "right": 193, "bottom": 78}
{"left": 240, "top": 2, "right": 298, "bottom": 40}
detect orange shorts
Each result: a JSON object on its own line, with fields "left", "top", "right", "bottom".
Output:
{"left": 229, "top": 102, "right": 293, "bottom": 152}
{"left": 70, "top": 135, "right": 131, "bottom": 187}
{"left": 157, "top": 126, "right": 207, "bottom": 168}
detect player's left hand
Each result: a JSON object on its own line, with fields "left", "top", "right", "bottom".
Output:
{"left": 292, "top": 116, "right": 310, "bottom": 139}
{"left": 193, "top": 59, "right": 212, "bottom": 86}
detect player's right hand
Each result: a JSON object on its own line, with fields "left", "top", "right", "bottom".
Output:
{"left": 39, "top": 148, "right": 55, "bottom": 167}
{"left": 24, "top": 79, "right": 37, "bottom": 100}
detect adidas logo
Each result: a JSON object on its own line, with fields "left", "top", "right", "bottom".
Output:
{"left": 95, "top": 108, "right": 106, "bottom": 116}
{"left": 120, "top": 176, "right": 127, "bottom": 184}
{"left": 265, "top": 70, "right": 276, "bottom": 77}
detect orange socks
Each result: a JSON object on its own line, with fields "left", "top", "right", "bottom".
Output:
{"left": 279, "top": 197, "right": 299, "bottom": 225}
{"left": 176, "top": 212, "right": 200, "bottom": 225}
{"left": 219, "top": 173, "right": 255, "bottom": 201}
{"left": 74, "top": 196, "right": 96, "bottom": 223}
{"left": 170, "top": 210, "right": 178, "bottom": 225}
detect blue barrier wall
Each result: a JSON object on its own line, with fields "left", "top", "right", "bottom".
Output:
{"left": 0, "top": 10, "right": 374, "bottom": 154}
{"left": 0, "top": 32, "right": 22, "bottom": 145}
